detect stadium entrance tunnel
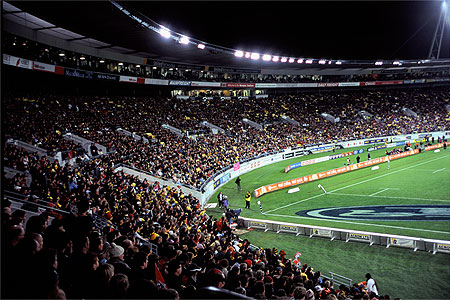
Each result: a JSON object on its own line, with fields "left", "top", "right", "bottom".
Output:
{"left": 295, "top": 205, "right": 450, "bottom": 221}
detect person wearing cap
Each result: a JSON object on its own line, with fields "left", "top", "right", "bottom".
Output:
{"left": 184, "top": 263, "right": 202, "bottom": 287}
{"left": 108, "top": 242, "right": 131, "bottom": 275}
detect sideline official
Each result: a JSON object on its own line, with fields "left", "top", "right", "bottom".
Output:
{"left": 245, "top": 191, "right": 251, "bottom": 209}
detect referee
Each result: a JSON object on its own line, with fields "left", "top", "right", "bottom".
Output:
{"left": 245, "top": 191, "right": 251, "bottom": 209}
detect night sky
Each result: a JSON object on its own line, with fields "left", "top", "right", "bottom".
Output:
{"left": 8, "top": 1, "right": 449, "bottom": 60}
{"left": 125, "top": 1, "right": 446, "bottom": 60}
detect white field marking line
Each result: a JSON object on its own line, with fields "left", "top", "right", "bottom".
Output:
{"left": 265, "top": 154, "right": 450, "bottom": 214}
{"left": 329, "top": 192, "right": 450, "bottom": 203}
{"left": 432, "top": 168, "right": 446, "bottom": 174}
{"left": 265, "top": 213, "right": 450, "bottom": 235}
{"left": 369, "top": 188, "right": 390, "bottom": 196}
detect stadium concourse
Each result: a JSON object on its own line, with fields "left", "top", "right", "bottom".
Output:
{"left": 2, "top": 84, "right": 449, "bottom": 299}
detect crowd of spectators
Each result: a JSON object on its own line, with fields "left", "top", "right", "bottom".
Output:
{"left": 5, "top": 84, "right": 449, "bottom": 299}
{"left": 2, "top": 155, "right": 387, "bottom": 299}
{"left": 4, "top": 87, "right": 450, "bottom": 189}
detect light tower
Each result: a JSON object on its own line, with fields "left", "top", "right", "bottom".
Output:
{"left": 428, "top": 0, "right": 450, "bottom": 59}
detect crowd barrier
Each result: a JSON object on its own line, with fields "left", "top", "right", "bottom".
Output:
{"left": 239, "top": 217, "right": 450, "bottom": 254}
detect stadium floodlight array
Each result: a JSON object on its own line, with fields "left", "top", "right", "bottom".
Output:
{"left": 109, "top": 0, "right": 443, "bottom": 67}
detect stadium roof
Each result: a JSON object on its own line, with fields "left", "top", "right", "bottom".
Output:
{"left": 3, "top": 1, "right": 449, "bottom": 69}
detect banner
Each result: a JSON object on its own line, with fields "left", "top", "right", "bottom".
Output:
{"left": 367, "top": 145, "right": 387, "bottom": 152}
{"left": 278, "top": 225, "right": 298, "bottom": 234}
{"left": 364, "top": 138, "right": 387, "bottom": 144}
{"left": 95, "top": 73, "right": 118, "bottom": 81}
{"left": 145, "top": 78, "right": 169, "bottom": 85}
{"left": 3, "top": 54, "right": 32, "bottom": 69}
{"left": 33, "top": 62, "right": 64, "bottom": 74}
{"left": 348, "top": 233, "right": 370, "bottom": 242}
{"left": 190, "top": 81, "right": 221, "bottom": 87}
{"left": 119, "top": 76, "right": 145, "bottom": 83}
{"left": 318, "top": 82, "right": 339, "bottom": 87}
{"left": 255, "top": 149, "right": 419, "bottom": 197}
{"left": 311, "top": 228, "right": 332, "bottom": 237}
{"left": 222, "top": 83, "right": 255, "bottom": 88}
{"left": 65, "top": 68, "right": 94, "bottom": 79}
{"left": 169, "top": 80, "right": 191, "bottom": 86}
{"left": 389, "top": 237, "right": 415, "bottom": 249}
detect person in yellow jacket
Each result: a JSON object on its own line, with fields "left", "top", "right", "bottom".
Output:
{"left": 245, "top": 191, "right": 251, "bottom": 209}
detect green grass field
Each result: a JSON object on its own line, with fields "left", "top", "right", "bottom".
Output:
{"left": 206, "top": 144, "right": 450, "bottom": 299}
{"left": 209, "top": 145, "right": 450, "bottom": 240}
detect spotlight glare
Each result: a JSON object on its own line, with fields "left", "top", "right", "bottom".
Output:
{"left": 262, "top": 54, "right": 271, "bottom": 61}
{"left": 152, "top": 66, "right": 157, "bottom": 69}
{"left": 234, "top": 50, "right": 244, "bottom": 57}
{"left": 375, "top": 61, "right": 383, "bottom": 66}
{"left": 281, "top": 57, "right": 288, "bottom": 63}
{"left": 99, "top": 60, "right": 105, "bottom": 63}
{"left": 160, "top": 27, "right": 171, "bottom": 38}
{"left": 180, "top": 36, "right": 190, "bottom": 44}
{"left": 318, "top": 60, "right": 326, "bottom": 64}
{"left": 197, "top": 43, "right": 205, "bottom": 49}
{"left": 80, "top": 56, "right": 86, "bottom": 60}
{"left": 335, "top": 61, "right": 342, "bottom": 65}
{"left": 59, "top": 53, "right": 65, "bottom": 57}
{"left": 288, "top": 58, "right": 295, "bottom": 63}
{"left": 305, "top": 59, "right": 313, "bottom": 64}
{"left": 297, "top": 59, "right": 303, "bottom": 64}
{"left": 136, "top": 65, "right": 140, "bottom": 68}
{"left": 245, "top": 52, "right": 251, "bottom": 58}
{"left": 272, "top": 56, "right": 279, "bottom": 62}
{"left": 250, "top": 53, "right": 260, "bottom": 60}
{"left": 118, "top": 62, "right": 123, "bottom": 66}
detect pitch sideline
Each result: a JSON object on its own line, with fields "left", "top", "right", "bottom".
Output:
{"left": 265, "top": 154, "right": 450, "bottom": 214}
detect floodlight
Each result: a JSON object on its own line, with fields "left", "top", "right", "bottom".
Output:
{"left": 169, "top": 68, "right": 173, "bottom": 71}
{"left": 59, "top": 53, "right": 65, "bottom": 57}
{"left": 118, "top": 62, "right": 123, "bottom": 66}
{"left": 297, "top": 59, "right": 303, "bottom": 64}
{"left": 335, "top": 61, "right": 342, "bottom": 65}
{"left": 197, "top": 43, "right": 205, "bottom": 49}
{"left": 160, "top": 27, "right": 171, "bottom": 38}
{"left": 234, "top": 50, "right": 244, "bottom": 57}
{"left": 318, "top": 60, "right": 326, "bottom": 64}
{"left": 272, "top": 56, "right": 279, "bottom": 62}
{"left": 180, "top": 36, "right": 189, "bottom": 45}
{"left": 393, "top": 61, "right": 400, "bottom": 65}
{"left": 136, "top": 65, "right": 140, "bottom": 68}
{"left": 250, "top": 53, "right": 260, "bottom": 60}
{"left": 99, "top": 60, "right": 105, "bottom": 63}
{"left": 262, "top": 54, "right": 271, "bottom": 61}
{"left": 288, "top": 58, "right": 295, "bottom": 63}
{"left": 245, "top": 52, "right": 251, "bottom": 58}
{"left": 305, "top": 59, "right": 313, "bottom": 64}
{"left": 375, "top": 61, "right": 383, "bottom": 66}
{"left": 80, "top": 56, "right": 86, "bottom": 60}
{"left": 281, "top": 57, "right": 288, "bottom": 63}
{"left": 152, "top": 66, "right": 157, "bottom": 69}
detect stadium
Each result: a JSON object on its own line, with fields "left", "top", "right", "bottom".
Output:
{"left": 2, "top": 1, "right": 450, "bottom": 300}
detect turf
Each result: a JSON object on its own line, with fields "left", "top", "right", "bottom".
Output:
{"left": 208, "top": 145, "right": 450, "bottom": 240}
{"left": 238, "top": 230, "right": 450, "bottom": 300}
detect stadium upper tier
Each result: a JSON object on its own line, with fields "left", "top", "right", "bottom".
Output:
{"left": 3, "top": 2, "right": 450, "bottom": 80}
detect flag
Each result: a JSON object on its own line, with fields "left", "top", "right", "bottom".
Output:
{"left": 293, "top": 252, "right": 302, "bottom": 267}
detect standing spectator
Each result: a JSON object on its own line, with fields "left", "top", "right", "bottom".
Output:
{"left": 223, "top": 196, "right": 229, "bottom": 210}
{"left": 356, "top": 155, "right": 360, "bottom": 164}
{"left": 217, "top": 192, "right": 224, "bottom": 208}
{"left": 235, "top": 177, "right": 242, "bottom": 191}
{"left": 365, "top": 273, "right": 379, "bottom": 297}
{"left": 368, "top": 152, "right": 371, "bottom": 161}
